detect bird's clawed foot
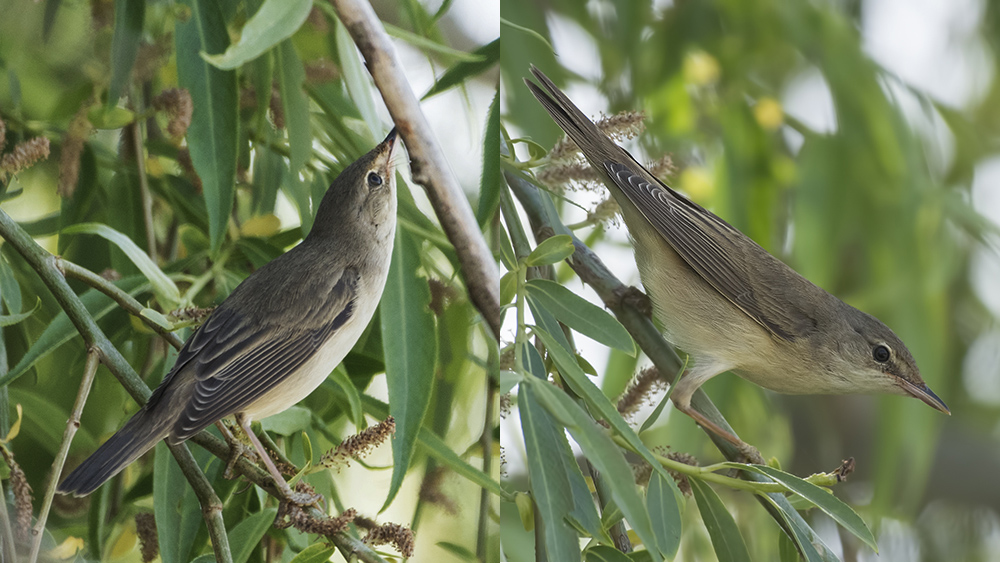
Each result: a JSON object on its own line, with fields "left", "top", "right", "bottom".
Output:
{"left": 216, "top": 421, "right": 259, "bottom": 479}
{"left": 733, "top": 441, "right": 765, "bottom": 466}
{"left": 278, "top": 482, "right": 323, "bottom": 508}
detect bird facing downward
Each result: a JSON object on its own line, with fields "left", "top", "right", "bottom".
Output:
{"left": 59, "top": 129, "right": 400, "bottom": 502}
{"left": 524, "top": 67, "right": 948, "bottom": 447}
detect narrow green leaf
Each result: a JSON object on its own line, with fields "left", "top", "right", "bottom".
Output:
{"left": 526, "top": 296, "right": 574, "bottom": 358}
{"left": 9, "top": 388, "right": 96, "bottom": 454}
{"left": 0, "top": 254, "right": 23, "bottom": 314}
{"left": 748, "top": 465, "right": 877, "bottom": 552}
{"left": 335, "top": 15, "right": 380, "bottom": 138}
{"left": 529, "top": 324, "right": 683, "bottom": 554}
{"left": 0, "top": 297, "right": 39, "bottom": 327}
{"left": 690, "top": 478, "right": 751, "bottom": 561}
{"left": 500, "top": 17, "right": 554, "bottom": 51}
{"left": 708, "top": 462, "right": 838, "bottom": 560}
{"left": 518, "top": 339, "right": 546, "bottom": 379}
{"left": 289, "top": 543, "right": 336, "bottom": 563}
{"left": 758, "top": 494, "right": 827, "bottom": 562}
{"left": 176, "top": 0, "right": 239, "bottom": 253}
{"left": 277, "top": 39, "right": 312, "bottom": 175}
{"left": 385, "top": 23, "right": 486, "bottom": 63}
{"left": 499, "top": 270, "right": 517, "bottom": 305}
{"left": 60, "top": 222, "right": 181, "bottom": 307}
{"left": 154, "top": 442, "right": 203, "bottom": 563}
{"left": 87, "top": 484, "right": 110, "bottom": 561}
{"left": 201, "top": 0, "right": 312, "bottom": 69}
{"left": 518, "top": 385, "right": 581, "bottom": 561}
{"left": 497, "top": 223, "right": 517, "bottom": 270}
{"left": 638, "top": 389, "right": 671, "bottom": 435}
{"left": 477, "top": 87, "right": 501, "bottom": 226}
{"left": 329, "top": 365, "right": 365, "bottom": 431}
{"left": 526, "top": 279, "right": 635, "bottom": 354}
{"left": 436, "top": 541, "right": 478, "bottom": 561}
{"left": 41, "top": 0, "right": 60, "bottom": 42}
{"left": 301, "top": 431, "right": 313, "bottom": 464}
{"left": 525, "top": 234, "right": 574, "bottom": 266}
{"left": 647, "top": 473, "right": 682, "bottom": 559}
{"left": 229, "top": 508, "right": 279, "bottom": 563}
{"left": 638, "top": 358, "right": 685, "bottom": 434}
{"left": 260, "top": 405, "right": 312, "bottom": 435}
{"left": 423, "top": 39, "right": 499, "bottom": 100}
{"left": 524, "top": 376, "right": 662, "bottom": 558}
{"left": 108, "top": 0, "right": 145, "bottom": 105}
{"left": 539, "top": 387, "right": 613, "bottom": 545}
{"left": 380, "top": 228, "right": 436, "bottom": 510}
{"left": 778, "top": 528, "right": 800, "bottom": 562}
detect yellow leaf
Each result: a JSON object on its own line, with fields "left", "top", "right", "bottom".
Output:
{"left": 4, "top": 404, "right": 22, "bottom": 443}
{"left": 514, "top": 492, "right": 535, "bottom": 531}
{"left": 241, "top": 214, "right": 281, "bottom": 238}
{"left": 145, "top": 156, "right": 165, "bottom": 177}
{"left": 683, "top": 50, "right": 720, "bottom": 86}
{"left": 47, "top": 536, "right": 84, "bottom": 559}
{"left": 108, "top": 521, "right": 138, "bottom": 560}
{"left": 679, "top": 166, "right": 715, "bottom": 204}
{"left": 754, "top": 97, "right": 784, "bottom": 130}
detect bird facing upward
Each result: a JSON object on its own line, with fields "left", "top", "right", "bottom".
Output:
{"left": 59, "top": 129, "right": 400, "bottom": 503}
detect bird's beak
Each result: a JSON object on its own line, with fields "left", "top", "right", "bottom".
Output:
{"left": 383, "top": 127, "right": 398, "bottom": 148}
{"left": 898, "top": 378, "right": 950, "bottom": 415}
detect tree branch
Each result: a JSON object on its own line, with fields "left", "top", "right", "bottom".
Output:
{"left": 29, "top": 348, "right": 99, "bottom": 563}
{"left": 330, "top": 0, "right": 501, "bottom": 339}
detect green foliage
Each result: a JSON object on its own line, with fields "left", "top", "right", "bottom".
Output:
{"left": 0, "top": 0, "right": 498, "bottom": 561}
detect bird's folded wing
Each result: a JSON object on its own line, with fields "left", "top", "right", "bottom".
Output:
{"left": 605, "top": 161, "right": 805, "bottom": 341}
{"left": 165, "top": 273, "right": 357, "bottom": 441}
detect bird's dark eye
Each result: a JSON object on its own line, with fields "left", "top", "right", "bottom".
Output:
{"left": 873, "top": 345, "right": 891, "bottom": 363}
{"left": 367, "top": 171, "right": 383, "bottom": 187}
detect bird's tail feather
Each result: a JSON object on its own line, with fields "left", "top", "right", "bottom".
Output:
{"left": 58, "top": 409, "right": 170, "bottom": 496}
{"left": 524, "top": 66, "right": 607, "bottom": 155}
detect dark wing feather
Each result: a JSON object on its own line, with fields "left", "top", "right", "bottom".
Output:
{"left": 165, "top": 273, "right": 357, "bottom": 442}
{"left": 605, "top": 161, "right": 806, "bottom": 341}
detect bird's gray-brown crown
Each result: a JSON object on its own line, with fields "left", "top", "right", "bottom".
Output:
{"left": 309, "top": 128, "right": 399, "bottom": 243}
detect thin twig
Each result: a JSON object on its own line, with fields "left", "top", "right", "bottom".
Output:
{"left": 330, "top": 0, "right": 501, "bottom": 339}
{"left": 29, "top": 349, "right": 100, "bottom": 563}
{"left": 57, "top": 259, "right": 183, "bottom": 350}
{"left": 129, "top": 89, "right": 158, "bottom": 263}
{"left": 477, "top": 339, "right": 498, "bottom": 562}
